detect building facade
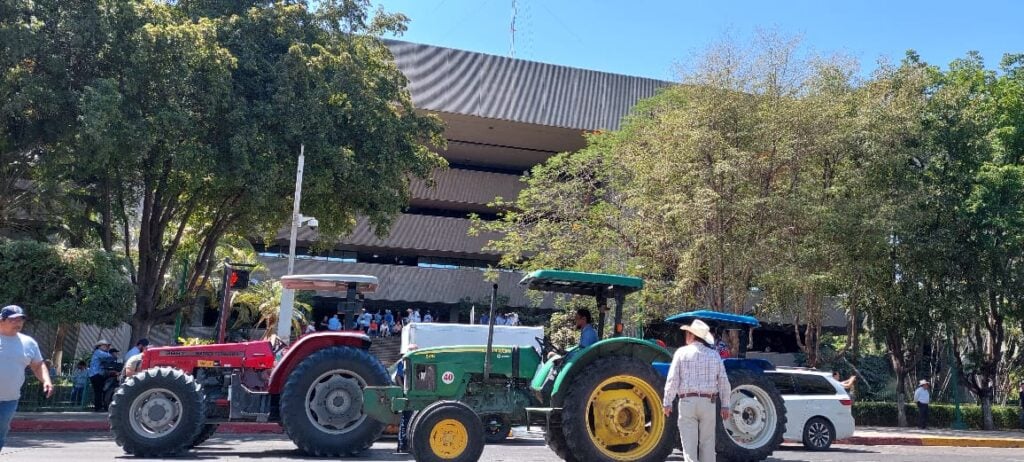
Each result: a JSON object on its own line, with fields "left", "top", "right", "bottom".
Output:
{"left": 256, "top": 40, "right": 672, "bottom": 324}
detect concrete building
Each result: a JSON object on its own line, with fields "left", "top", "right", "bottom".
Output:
{"left": 255, "top": 40, "right": 672, "bottom": 324}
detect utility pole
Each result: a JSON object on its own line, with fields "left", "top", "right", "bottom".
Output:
{"left": 278, "top": 144, "right": 305, "bottom": 342}
{"left": 509, "top": 0, "right": 517, "bottom": 57}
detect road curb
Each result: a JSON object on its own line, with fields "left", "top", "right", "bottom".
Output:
{"left": 841, "top": 435, "right": 1024, "bottom": 448}
{"left": 10, "top": 420, "right": 283, "bottom": 434}
{"left": 11, "top": 419, "right": 397, "bottom": 436}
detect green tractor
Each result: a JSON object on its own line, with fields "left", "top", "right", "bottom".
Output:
{"left": 361, "top": 269, "right": 786, "bottom": 462}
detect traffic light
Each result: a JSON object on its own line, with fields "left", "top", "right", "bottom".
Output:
{"left": 228, "top": 268, "right": 250, "bottom": 290}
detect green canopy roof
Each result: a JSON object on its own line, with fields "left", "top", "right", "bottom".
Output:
{"left": 519, "top": 270, "right": 644, "bottom": 296}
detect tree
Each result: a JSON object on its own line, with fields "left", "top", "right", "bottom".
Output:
{"left": 0, "top": 239, "right": 134, "bottom": 373}
{"left": 480, "top": 33, "right": 863, "bottom": 341}
{"left": 7, "top": 0, "right": 444, "bottom": 343}
{"left": 914, "top": 52, "right": 1024, "bottom": 429}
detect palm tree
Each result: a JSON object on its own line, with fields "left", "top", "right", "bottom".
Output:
{"left": 233, "top": 280, "right": 311, "bottom": 339}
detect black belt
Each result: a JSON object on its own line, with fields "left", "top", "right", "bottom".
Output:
{"left": 679, "top": 392, "right": 717, "bottom": 399}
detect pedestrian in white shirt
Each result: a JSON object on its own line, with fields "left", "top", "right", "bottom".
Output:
{"left": 914, "top": 379, "right": 931, "bottom": 429}
{"left": 663, "top": 319, "right": 731, "bottom": 462}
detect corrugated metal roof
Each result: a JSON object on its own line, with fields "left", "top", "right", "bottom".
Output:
{"left": 409, "top": 168, "right": 522, "bottom": 207}
{"left": 280, "top": 213, "right": 502, "bottom": 256}
{"left": 385, "top": 40, "right": 673, "bottom": 131}
{"left": 260, "top": 257, "right": 555, "bottom": 308}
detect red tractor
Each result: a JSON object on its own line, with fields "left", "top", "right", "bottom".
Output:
{"left": 109, "top": 274, "right": 390, "bottom": 457}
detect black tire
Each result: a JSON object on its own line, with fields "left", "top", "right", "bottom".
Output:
{"left": 191, "top": 424, "right": 219, "bottom": 448}
{"left": 410, "top": 401, "right": 485, "bottom": 462}
{"left": 279, "top": 346, "right": 390, "bottom": 456}
{"left": 717, "top": 369, "right": 787, "bottom": 462}
{"left": 109, "top": 367, "right": 206, "bottom": 457}
{"left": 544, "top": 420, "right": 580, "bottom": 462}
{"left": 802, "top": 417, "right": 834, "bottom": 451}
{"left": 483, "top": 414, "right": 512, "bottom": 444}
{"left": 560, "top": 356, "right": 674, "bottom": 462}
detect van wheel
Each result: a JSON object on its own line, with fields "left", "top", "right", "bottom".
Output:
{"left": 802, "top": 417, "right": 834, "bottom": 451}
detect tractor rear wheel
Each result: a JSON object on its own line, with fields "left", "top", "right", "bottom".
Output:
{"left": 483, "top": 414, "right": 512, "bottom": 444}
{"left": 109, "top": 367, "right": 206, "bottom": 457}
{"left": 544, "top": 417, "right": 580, "bottom": 462}
{"left": 717, "top": 369, "right": 786, "bottom": 462}
{"left": 560, "top": 356, "right": 674, "bottom": 462}
{"left": 279, "top": 346, "right": 390, "bottom": 456}
{"left": 410, "top": 401, "right": 485, "bottom": 462}
{"left": 191, "top": 424, "right": 219, "bottom": 448}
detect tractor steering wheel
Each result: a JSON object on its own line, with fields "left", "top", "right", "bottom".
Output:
{"left": 536, "top": 336, "right": 567, "bottom": 358}
{"left": 270, "top": 335, "right": 288, "bottom": 355}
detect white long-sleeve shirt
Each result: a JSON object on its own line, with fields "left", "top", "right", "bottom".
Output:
{"left": 663, "top": 343, "right": 732, "bottom": 409}
{"left": 914, "top": 386, "right": 930, "bottom": 404}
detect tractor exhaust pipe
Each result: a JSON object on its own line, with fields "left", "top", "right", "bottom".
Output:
{"left": 484, "top": 283, "right": 498, "bottom": 380}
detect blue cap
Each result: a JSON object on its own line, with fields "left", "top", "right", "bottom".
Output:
{"left": 1, "top": 305, "right": 26, "bottom": 320}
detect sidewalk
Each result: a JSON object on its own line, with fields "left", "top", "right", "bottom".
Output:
{"left": 840, "top": 426, "right": 1024, "bottom": 448}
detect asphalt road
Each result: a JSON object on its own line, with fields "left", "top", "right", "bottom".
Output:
{"left": 4, "top": 433, "right": 1024, "bottom": 461}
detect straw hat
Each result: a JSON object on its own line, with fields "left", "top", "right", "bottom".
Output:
{"left": 919, "top": 379, "right": 930, "bottom": 386}
{"left": 680, "top": 319, "right": 715, "bottom": 344}
{"left": 95, "top": 339, "right": 112, "bottom": 347}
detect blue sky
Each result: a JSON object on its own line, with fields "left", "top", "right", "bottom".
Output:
{"left": 371, "top": 0, "right": 1023, "bottom": 81}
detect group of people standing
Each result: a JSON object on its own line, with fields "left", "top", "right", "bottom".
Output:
{"left": 310, "top": 308, "right": 437, "bottom": 338}
{"left": 87, "top": 337, "right": 152, "bottom": 412}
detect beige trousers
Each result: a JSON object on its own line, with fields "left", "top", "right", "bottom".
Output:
{"left": 677, "top": 396, "right": 717, "bottom": 462}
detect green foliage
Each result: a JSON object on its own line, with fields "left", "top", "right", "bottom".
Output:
{"left": 0, "top": 239, "right": 133, "bottom": 327}
{"left": 177, "top": 337, "right": 215, "bottom": 346}
{"left": 852, "top": 402, "right": 1021, "bottom": 430}
{"left": 232, "top": 280, "right": 311, "bottom": 338}
{"left": 3, "top": 0, "right": 444, "bottom": 342}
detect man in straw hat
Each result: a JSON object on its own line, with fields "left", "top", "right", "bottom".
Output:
{"left": 88, "top": 338, "right": 115, "bottom": 412}
{"left": 914, "top": 379, "right": 931, "bottom": 429}
{"left": 0, "top": 305, "right": 52, "bottom": 450}
{"left": 663, "top": 319, "right": 731, "bottom": 462}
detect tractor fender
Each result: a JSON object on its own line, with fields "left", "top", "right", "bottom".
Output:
{"left": 549, "top": 337, "right": 671, "bottom": 407}
{"left": 268, "top": 332, "right": 372, "bottom": 394}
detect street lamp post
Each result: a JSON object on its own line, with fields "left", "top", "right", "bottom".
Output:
{"left": 278, "top": 145, "right": 306, "bottom": 343}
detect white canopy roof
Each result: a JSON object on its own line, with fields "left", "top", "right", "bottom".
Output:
{"left": 279, "top": 274, "right": 379, "bottom": 293}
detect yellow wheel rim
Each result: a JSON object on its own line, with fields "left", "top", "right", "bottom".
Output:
{"left": 585, "top": 374, "right": 665, "bottom": 461}
{"left": 429, "top": 418, "right": 469, "bottom": 459}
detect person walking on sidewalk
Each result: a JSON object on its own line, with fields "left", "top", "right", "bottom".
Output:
{"left": 0, "top": 305, "right": 53, "bottom": 450}
{"left": 663, "top": 319, "right": 732, "bottom": 462}
{"left": 915, "top": 379, "right": 931, "bottom": 429}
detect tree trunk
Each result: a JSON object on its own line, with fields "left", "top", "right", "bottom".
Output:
{"left": 129, "top": 314, "right": 155, "bottom": 347}
{"left": 981, "top": 386, "right": 995, "bottom": 430}
{"left": 51, "top": 323, "right": 69, "bottom": 376}
{"left": 848, "top": 297, "right": 860, "bottom": 366}
{"left": 895, "top": 370, "right": 908, "bottom": 427}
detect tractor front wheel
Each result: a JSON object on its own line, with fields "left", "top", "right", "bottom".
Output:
{"left": 279, "top": 346, "right": 390, "bottom": 456}
{"left": 560, "top": 356, "right": 674, "bottom": 462}
{"left": 190, "top": 424, "right": 219, "bottom": 448}
{"left": 109, "top": 367, "right": 206, "bottom": 457}
{"left": 410, "top": 401, "right": 485, "bottom": 462}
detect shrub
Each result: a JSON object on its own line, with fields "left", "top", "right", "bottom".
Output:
{"left": 852, "top": 401, "right": 1021, "bottom": 429}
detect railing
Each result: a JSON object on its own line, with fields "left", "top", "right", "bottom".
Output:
{"left": 18, "top": 371, "right": 96, "bottom": 411}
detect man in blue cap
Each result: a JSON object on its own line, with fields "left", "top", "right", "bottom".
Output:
{"left": 0, "top": 305, "right": 53, "bottom": 450}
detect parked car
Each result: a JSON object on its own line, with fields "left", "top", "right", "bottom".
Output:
{"left": 765, "top": 367, "right": 855, "bottom": 450}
